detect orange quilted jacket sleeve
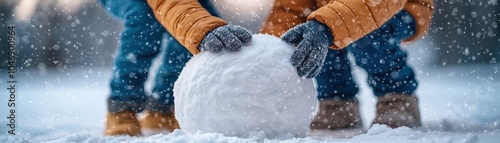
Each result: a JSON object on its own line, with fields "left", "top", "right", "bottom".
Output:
{"left": 147, "top": 0, "right": 228, "bottom": 54}
{"left": 309, "top": 0, "right": 433, "bottom": 49}
{"left": 262, "top": 0, "right": 434, "bottom": 50}
{"left": 259, "top": 0, "right": 315, "bottom": 37}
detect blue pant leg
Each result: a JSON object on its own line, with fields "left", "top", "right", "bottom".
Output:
{"left": 316, "top": 49, "right": 359, "bottom": 101}
{"left": 148, "top": 33, "right": 191, "bottom": 113}
{"left": 101, "top": 0, "right": 166, "bottom": 113}
{"left": 347, "top": 10, "right": 418, "bottom": 97}
{"left": 146, "top": 0, "right": 217, "bottom": 113}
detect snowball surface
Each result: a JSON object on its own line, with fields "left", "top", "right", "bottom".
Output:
{"left": 174, "top": 34, "right": 317, "bottom": 138}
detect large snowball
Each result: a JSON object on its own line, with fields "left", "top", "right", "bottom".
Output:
{"left": 173, "top": 34, "right": 317, "bottom": 138}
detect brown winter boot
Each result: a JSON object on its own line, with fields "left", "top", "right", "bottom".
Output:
{"left": 139, "top": 107, "right": 180, "bottom": 134}
{"left": 372, "top": 94, "right": 421, "bottom": 128}
{"left": 105, "top": 110, "right": 141, "bottom": 136}
{"left": 309, "top": 99, "right": 363, "bottom": 131}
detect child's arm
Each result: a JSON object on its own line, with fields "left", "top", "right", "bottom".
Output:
{"left": 307, "top": 0, "right": 434, "bottom": 50}
{"left": 259, "top": 0, "right": 315, "bottom": 37}
{"left": 403, "top": 0, "right": 435, "bottom": 43}
{"left": 147, "top": 0, "right": 228, "bottom": 54}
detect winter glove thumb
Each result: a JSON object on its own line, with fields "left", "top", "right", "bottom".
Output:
{"left": 282, "top": 20, "right": 333, "bottom": 78}
{"left": 198, "top": 25, "right": 252, "bottom": 53}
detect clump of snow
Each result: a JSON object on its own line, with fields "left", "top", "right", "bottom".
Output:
{"left": 173, "top": 34, "right": 317, "bottom": 138}
{"left": 43, "top": 130, "right": 258, "bottom": 143}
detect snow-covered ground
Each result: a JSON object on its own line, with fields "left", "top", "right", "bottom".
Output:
{"left": 1, "top": 38, "right": 499, "bottom": 143}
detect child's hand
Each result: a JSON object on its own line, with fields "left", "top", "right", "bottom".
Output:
{"left": 282, "top": 20, "right": 333, "bottom": 78}
{"left": 198, "top": 25, "right": 252, "bottom": 53}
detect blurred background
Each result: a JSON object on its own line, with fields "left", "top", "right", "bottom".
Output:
{"left": 0, "top": 0, "right": 499, "bottom": 71}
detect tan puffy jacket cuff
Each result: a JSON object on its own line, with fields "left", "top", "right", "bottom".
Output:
{"left": 403, "top": 0, "right": 435, "bottom": 43}
{"left": 307, "top": 0, "right": 409, "bottom": 50}
{"left": 147, "top": 0, "right": 228, "bottom": 55}
{"left": 259, "top": 0, "right": 314, "bottom": 37}
{"left": 307, "top": 0, "right": 434, "bottom": 49}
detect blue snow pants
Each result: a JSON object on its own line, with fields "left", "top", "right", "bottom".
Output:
{"left": 100, "top": 0, "right": 219, "bottom": 113}
{"left": 316, "top": 10, "right": 419, "bottom": 100}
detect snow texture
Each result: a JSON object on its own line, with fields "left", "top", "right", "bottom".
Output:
{"left": 174, "top": 34, "right": 317, "bottom": 138}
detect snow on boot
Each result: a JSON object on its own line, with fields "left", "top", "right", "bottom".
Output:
{"left": 139, "top": 107, "right": 180, "bottom": 135}
{"left": 307, "top": 99, "right": 364, "bottom": 138}
{"left": 105, "top": 110, "right": 141, "bottom": 136}
{"left": 372, "top": 94, "right": 421, "bottom": 128}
